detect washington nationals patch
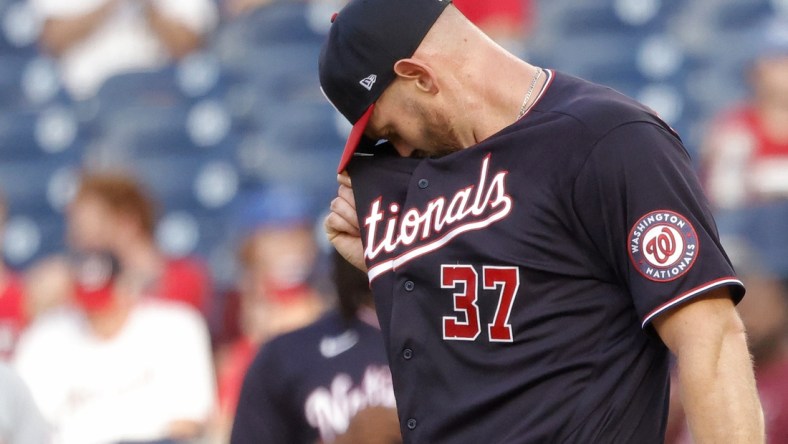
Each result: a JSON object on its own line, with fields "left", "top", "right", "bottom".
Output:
{"left": 628, "top": 210, "right": 699, "bottom": 282}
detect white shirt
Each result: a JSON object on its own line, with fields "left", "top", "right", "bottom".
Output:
{"left": 0, "top": 362, "right": 50, "bottom": 444}
{"left": 13, "top": 301, "right": 216, "bottom": 444}
{"left": 28, "top": 0, "right": 218, "bottom": 99}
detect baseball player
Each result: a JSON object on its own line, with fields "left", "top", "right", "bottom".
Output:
{"left": 319, "top": 0, "right": 765, "bottom": 442}
{"left": 230, "top": 251, "right": 399, "bottom": 444}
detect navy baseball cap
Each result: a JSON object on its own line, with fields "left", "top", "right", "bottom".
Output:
{"left": 319, "top": 0, "right": 452, "bottom": 173}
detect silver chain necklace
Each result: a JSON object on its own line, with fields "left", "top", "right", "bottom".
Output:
{"left": 516, "top": 67, "right": 543, "bottom": 120}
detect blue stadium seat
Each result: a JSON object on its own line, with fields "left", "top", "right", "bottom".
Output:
{"left": 0, "top": 1, "right": 39, "bottom": 57}
{"left": 221, "top": 42, "right": 324, "bottom": 127}
{"left": 0, "top": 107, "right": 83, "bottom": 161}
{"left": 715, "top": 0, "right": 774, "bottom": 31}
{"left": 94, "top": 67, "right": 191, "bottom": 110}
{"left": 0, "top": 55, "right": 30, "bottom": 107}
{"left": 90, "top": 65, "right": 237, "bottom": 154}
{"left": 538, "top": 31, "right": 645, "bottom": 83}
{"left": 214, "top": 0, "right": 322, "bottom": 56}
{"left": 232, "top": 102, "right": 345, "bottom": 206}
{"left": 0, "top": 158, "right": 80, "bottom": 213}
{"left": 91, "top": 103, "right": 195, "bottom": 156}
{"left": 176, "top": 51, "right": 229, "bottom": 100}
{"left": 90, "top": 96, "right": 238, "bottom": 158}
{"left": 555, "top": 0, "right": 671, "bottom": 37}
{"left": 129, "top": 151, "right": 240, "bottom": 210}
{"left": 260, "top": 102, "right": 345, "bottom": 153}
{"left": 1, "top": 209, "right": 66, "bottom": 269}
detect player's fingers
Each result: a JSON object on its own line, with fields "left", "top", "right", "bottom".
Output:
{"left": 330, "top": 190, "right": 360, "bottom": 230}
{"left": 328, "top": 197, "right": 361, "bottom": 235}
{"left": 338, "top": 183, "right": 355, "bottom": 209}
{"left": 337, "top": 173, "right": 352, "bottom": 188}
{"left": 324, "top": 212, "right": 366, "bottom": 272}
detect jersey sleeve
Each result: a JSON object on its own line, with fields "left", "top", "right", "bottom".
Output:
{"left": 573, "top": 121, "right": 744, "bottom": 329}
{"left": 230, "top": 340, "right": 295, "bottom": 444}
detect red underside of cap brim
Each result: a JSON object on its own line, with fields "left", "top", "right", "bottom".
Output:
{"left": 337, "top": 104, "right": 374, "bottom": 173}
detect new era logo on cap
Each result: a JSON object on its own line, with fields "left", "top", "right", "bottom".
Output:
{"left": 359, "top": 74, "right": 377, "bottom": 91}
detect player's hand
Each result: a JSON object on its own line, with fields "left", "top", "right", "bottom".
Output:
{"left": 325, "top": 173, "right": 367, "bottom": 272}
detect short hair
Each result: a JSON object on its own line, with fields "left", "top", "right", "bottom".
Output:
{"left": 73, "top": 173, "right": 158, "bottom": 238}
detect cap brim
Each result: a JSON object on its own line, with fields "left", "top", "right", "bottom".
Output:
{"left": 337, "top": 104, "right": 375, "bottom": 173}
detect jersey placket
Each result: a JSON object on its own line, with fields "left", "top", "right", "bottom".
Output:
{"left": 385, "top": 159, "right": 437, "bottom": 439}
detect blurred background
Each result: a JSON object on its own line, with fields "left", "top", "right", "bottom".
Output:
{"left": 0, "top": 0, "right": 786, "bottom": 443}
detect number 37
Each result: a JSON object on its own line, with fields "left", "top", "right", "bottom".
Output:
{"left": 441, "top": 265, "right": 519, "bottom": 343}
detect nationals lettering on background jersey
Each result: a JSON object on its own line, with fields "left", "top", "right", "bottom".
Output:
{"left": 347, "top": 70, "right": 744, "bottom": 443}
{"left": 232, "top": 310, "right": 394, "bottom": 444}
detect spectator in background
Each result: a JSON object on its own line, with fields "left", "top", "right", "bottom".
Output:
{"left": 221, "top": 0, "right": 274, "bottom": 19}
{"left": 701, "top": 18, "right": 788, "bottom": 209}
{"left": 230, "top": 251, "right": 398, "bottom": 444}
{"left": 214, "top": 186, "right": 324, "bottom": 439}
{"left": 23, "top": 255, "right": 75, "bottom": 321}
{"left": 0, "top": 190, "right": 27, "bottom": 361}
{"left": 28, "top": 0, "right": 218, "bottom": 99}
{"left": 67, "top": 172, "right": 212, "bottom": 315}
{"left": 13, "top": 250, "right": 216, "bottom": 444}
{"left": 0, "top": 362, "right": 50, "bottom": 444}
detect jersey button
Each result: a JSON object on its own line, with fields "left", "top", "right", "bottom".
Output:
{"left": 417, "top": 178, "right": 429, "bottom": 189}
{"left": 407, "top": 418, "right": 417, "bottom": 430}
{"left": 404, "top": 280, "right": 415, "bottom": 292}
{"left": 403, "top": 348, "right": 413, "bottom": 360}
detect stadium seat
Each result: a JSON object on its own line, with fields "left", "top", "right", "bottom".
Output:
{"left": 0, "top": 158, "right": 80, "bottom": 213}
{"left": 715, "top": 0, "right": 774, "bottom": 31}
{"left": 0, "top": 106, "right": 83, "bottom": 161}
{"left": 1, "top": 210, "right": 65, "bottom": 268}
{"left": 0, "top": 0, "right": 39, "bottom": 56}
{"left": 94, "top": 67, "right": 191, "bottom": 110}
{"left": 128, "top": 151, "right": 240, "bottom": 210}
{"left": 213, "top": 0, "right": 322, "bottom": 58}
{"left": 231, "top": 101, "right": 344, "bottom": 207}
{"left": 221, "top": 42, "right": 324, "bottom": 128}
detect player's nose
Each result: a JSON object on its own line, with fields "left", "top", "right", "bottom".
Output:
{"left": 391, "top": 141, "right": 416, "bottom": 158}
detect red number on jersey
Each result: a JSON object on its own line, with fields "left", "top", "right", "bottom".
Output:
{"left": 483, "top": 266, "right": 519, "bottom": 342}
{"left": 441, "top": 265, "right": 481, "bottom": 341}
{"left": 441, "top": 265, "right": 519, "bottom": 342}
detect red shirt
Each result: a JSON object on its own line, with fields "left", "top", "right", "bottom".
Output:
{"left": 217, "top": 336, "right": 257, "bottom": 417}
{"left": 727, "top": 105, "right": 788, "bottom": 158}
{"left": 155, "top": 257, "right": 212, "bottom": 314}
{"left": 453, "top": 0, "right": 532, "bottom": 30}
{"left": 702, "top": 104, "right": 788, "bottom": 208}
{"left": 0, "top": 274, "right": 26, "bottom": 359}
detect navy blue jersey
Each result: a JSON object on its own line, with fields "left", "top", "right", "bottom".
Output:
{"left": 230, "top": 309, "right": 395, "bottom": 443}
{"left": 346, "top": 70, "right": 744, "bottom": 443}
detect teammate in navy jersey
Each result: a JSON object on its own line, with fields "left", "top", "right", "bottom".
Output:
{"left": 319, "top": 0, "right": 765, "bottom": 442}
{"left": 230, "top": 252, "right": 399, "bottom": 444}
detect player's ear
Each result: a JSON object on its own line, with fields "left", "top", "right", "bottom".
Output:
{"left": 393, "top": 58, "right": 438, "bottom": 95}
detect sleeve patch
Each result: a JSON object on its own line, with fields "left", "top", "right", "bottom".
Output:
{"left": 628, "top": 210, "right": 699, "bottom": 282}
